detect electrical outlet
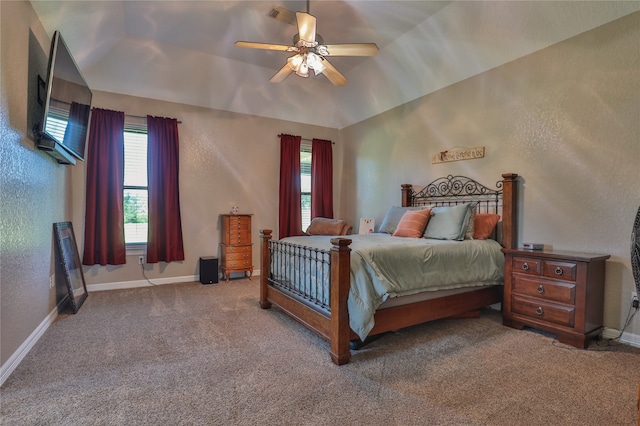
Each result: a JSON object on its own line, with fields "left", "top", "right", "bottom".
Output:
{"left": 632, "top": 291, "right": 639, "bottom": 308}
{"left": 49, "top": 274, "right": 54, "bottom": 289}
{"left": 138, "top": 256, "right": 144, "bottom": 265}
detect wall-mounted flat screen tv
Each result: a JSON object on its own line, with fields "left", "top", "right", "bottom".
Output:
{"left": 38, "top": 30, "right": 92, "bottom": 164}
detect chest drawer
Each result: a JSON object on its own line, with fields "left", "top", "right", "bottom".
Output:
{"left": 224, "top": 231, "right": 251, "bottom": 245}
{"left": 512, "top": 276, "right": 576, "bottom": 305}
{"left": 227, "top": 217, "right": 251, "bottom": 230}
{"left": 223, "top": 250, "right": 252, "bottom": 261}
{"left": 223, "top": 245, "right": 252, "bottom": 254}
{"left": 220, "top": 214, "right": 254, "bottom": 282}
{"left": 542, "top": 260, "right": 577, "bottom": 281}
{"left": 224, "top": 259, "right": 253, "bottom": 269}
{"left": 511, "top": 295, "right": 575, "bottom": 328}
{"left": 512, "top": 256, "right": 542, "bottom": 275}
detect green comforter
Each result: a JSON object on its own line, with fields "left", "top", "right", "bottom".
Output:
{"left": 279, "top": 233, "right": 505, "bottom": 340}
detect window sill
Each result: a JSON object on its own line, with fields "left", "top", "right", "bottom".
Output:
{"left": 126, "top": 243, "right": 147, "bottom": 256}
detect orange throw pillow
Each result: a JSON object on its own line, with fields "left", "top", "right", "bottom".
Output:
{"left": 473, "top": 214, "right": 500, "bottom": 240}
{"left": 393, "top": 209, "right": 432, "bottom": 238}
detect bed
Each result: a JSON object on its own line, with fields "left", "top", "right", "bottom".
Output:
{"left": 259, "top": 173, "right": 519, "bottom": 365}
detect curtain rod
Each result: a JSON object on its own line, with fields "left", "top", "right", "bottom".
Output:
{"left": 126, "top": 113, "right": 182, "bottom": 124}
{"left": 277, "top": 134, "right": 334, "bottom": 144}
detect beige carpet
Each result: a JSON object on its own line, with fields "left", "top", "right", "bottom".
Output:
{"left": 2, "top": 279, "right": 639, "bottom": 425}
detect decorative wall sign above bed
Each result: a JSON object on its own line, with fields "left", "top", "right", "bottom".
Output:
{"left": 432, "top": 146, "right": 485, "bottom": 164}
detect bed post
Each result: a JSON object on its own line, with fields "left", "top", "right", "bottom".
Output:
{"left": 329, "top": 237, "right": 352, "bottom": 365}
{"left": 401, "top": 184, "right": 413, "bottom": 207}
{"left": 259, "top": 229, "right": 273, "bottom": 309}
{"left": 501, "top": 174, "right": 519, "bottom": 250}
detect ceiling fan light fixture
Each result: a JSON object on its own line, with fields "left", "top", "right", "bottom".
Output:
{"left": 306, "top": 52, "right": 325, "bottom": 75}
{"left": 293, "top": 33, "right": 323, "bottom": 47}
{"left": 235, "top": 5, "right": 378, "bottom": 86}
{"left": 297, "top": 62, "right": 309, "bottom": 78}
{"left": 288, "top": 54, "right": 309, "bottom": 77}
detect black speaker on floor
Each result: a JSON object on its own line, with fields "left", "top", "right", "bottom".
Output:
{"left": 199, "top": 256, "right": 218, "bottom": 284}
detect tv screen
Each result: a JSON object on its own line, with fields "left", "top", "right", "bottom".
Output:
{"left": 40, "top": 31, "right": 92, "bottom": 162}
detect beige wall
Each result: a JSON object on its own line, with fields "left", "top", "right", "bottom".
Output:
{"left": 2, "top": 1, "right": 638, "bottom": 373}
{"left": 340, "top": 12, "right": 640, "bottom": 337}
{"left": 1, "top": 1, "right": 70, "bottom": 367}
{"left": 75, "top": 92, "right": 339, "bottom": 286}
{"left": 1, "top": 1, "right": 340, "bottom": 369}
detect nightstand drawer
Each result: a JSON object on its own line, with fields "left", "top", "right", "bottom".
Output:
{"left": 512, "top": 257, "right": 542, "bottom": 275}
{"left": 512, "top": 276, "right": 576, "bottom": 305}
{"left": 542, "top": 260, "right": 577, "bottom": 281}
{"left": 512, "top": 295, "right": 575, "bottom": 328}
{"left": 503, "top": 248, "right": 609, "bottom": 349}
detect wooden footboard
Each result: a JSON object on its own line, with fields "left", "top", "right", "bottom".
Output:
{"left": 260, "top": 173, "right": 519, "bottom": 365}
{"left": 260, "top": 231, "right": 352, "bottom": 364}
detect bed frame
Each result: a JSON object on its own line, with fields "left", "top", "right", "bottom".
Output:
{"left": 259, "top": 173, "right": 519, "bottom": 365}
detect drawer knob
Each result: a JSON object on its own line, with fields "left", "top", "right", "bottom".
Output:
{"left": 555, "top": 267, "right": 563, "bottom": 276}
{"left": 521, "top": 262, "right": 530, "bottom": 271}
{"left": 536, "top": 307, "right": 544, "bottom": 315}
{"left": 537, "top": 285, "right": 544, "bottom": 294}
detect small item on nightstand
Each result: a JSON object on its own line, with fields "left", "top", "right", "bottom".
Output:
{"left": 522, "top": 242, "right": 544, "bottom": 250}
{"left": 231, "top": 206, "right": 239, "bottom": 215}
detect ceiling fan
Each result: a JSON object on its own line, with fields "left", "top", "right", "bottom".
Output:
{"left": 235, "top": 2, "right": 378, "bottom": 86}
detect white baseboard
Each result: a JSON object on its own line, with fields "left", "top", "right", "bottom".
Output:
{"left": 87, "top": 275, "right": 198, "bottom": 292}
{"left": 0, "top": 305, "right": 59, "bottom": 386}
{"left": 86, "top": 270, "right": 261, "bottom": 292}
{"left": 602, "top": 327, "right": 640, "bottom": 348}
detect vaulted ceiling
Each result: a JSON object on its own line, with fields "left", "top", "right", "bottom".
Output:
{"left": 30, "top": 1, "right": 639, "bottom": 129}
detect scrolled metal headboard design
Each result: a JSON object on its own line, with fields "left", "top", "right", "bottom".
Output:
{"left": 410, "top": 175, "right": 503, "bottom": 213}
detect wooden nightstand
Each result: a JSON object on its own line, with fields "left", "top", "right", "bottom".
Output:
{"left": 220, "top": 214, "right": 253, "bottom": 283}
{"left": 502, "top": 248, "right": 610, "bottom": 349}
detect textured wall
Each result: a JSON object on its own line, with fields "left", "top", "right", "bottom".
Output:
{"left": 73, "top": 93, "right": 339, "bottom": 286}
{"left": 3, "top": 1, "right": 638, "bottom": 372}
{"left": 1, "top": 1, "right": 70, "bottom": 367}
{"left": 339, "top": 12, "right": 640, "bottom": 337}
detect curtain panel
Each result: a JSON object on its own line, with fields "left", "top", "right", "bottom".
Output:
{"left": 146, "top": 115, "right": 185, "bottom": 263}
{"left": 279, "top": 134, "right": 303, "bottom": 239}
{"left": 63, "top": 101, "right": 91, "bottom": 155}
{"left": 82, "top": 108, "right": 126, "bottom": 266}
{"left": 311, "top": 138, "right": 333, "bottom": 219}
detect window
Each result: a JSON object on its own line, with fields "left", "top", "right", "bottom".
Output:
{"left": 123, "top": 124, "right": 148, "bottom": 244}
{"left": 300, "top": 143, "right": 312, "bottom": 232}
{"left": 43, "top": 115, "right": 68, "bottom": 142}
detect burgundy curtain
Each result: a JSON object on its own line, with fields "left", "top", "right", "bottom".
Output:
{"left": 82, "top": 108, "right": 126, "bottom": 266}
{"left": 279, "top": 134, "right": 302, "bottom": 239}
{"left": 63, "top": 101, "right": 91, "bottom": 156}
{"left": 311, "top": 138, "right": 333, "bottom": 219}
{"left": 146, "top": 115, "right": 184, "bottom": 263}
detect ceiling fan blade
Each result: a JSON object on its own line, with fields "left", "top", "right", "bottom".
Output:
{"left": 296, "top": 12, "right": 316, "bottom": 43}
{"left": 320, "top": 58, "right": 347, "bottom": 87}
{"left": 235, "top": 41, "right": 295, "bottom": 52}
{"left": 322, "top": 43, "right": 379, "bottom": 57}
{"left": 270, "top": 63, "right": 293, "bottom": 83}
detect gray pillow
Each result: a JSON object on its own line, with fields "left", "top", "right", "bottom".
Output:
{"left": 378, "top": 206, "right": 426, "bottom": 234}
{"left": 423, "top": 203, "right": 477, "bottom": 240}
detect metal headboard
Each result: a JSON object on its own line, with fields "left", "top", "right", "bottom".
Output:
{"left": 408, "top": 175, "right": 503, "bottom": 214}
